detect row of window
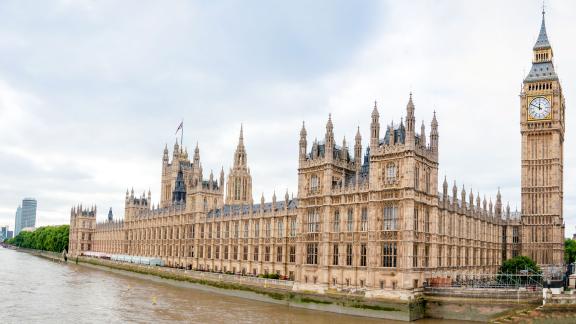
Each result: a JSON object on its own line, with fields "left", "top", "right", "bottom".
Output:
{"left": 308, "top": 206, "right": 399, "bottom": 233}
{"left": 307, "top": 242, "right": 398, "bottom": 268}
{"left": 305, "top": 243, "right": 503, "bottom": 268}
{"left": 128, "top": 218, "right": 298, "bottom": 241}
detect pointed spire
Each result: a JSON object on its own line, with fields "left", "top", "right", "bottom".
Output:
{"left": 239, "top": 123, "right": 244, "bottom": 145}
{"left": 370, "top": 101, "right": 380, "bottom": 148}
{"left": 420, "top": 120, "right": 426, "bottom": 147}
{"left": 299, "top": 121, "right": 308, "bottom": 161}
{"left": 354, "top": 126, "right": 362, "bottom": 165}
{"left": 285, "top": 189, "right": 289, "bottom": 203}
{"left": 534, "top": 5, "right": 551, "bottom": 49}
{"left": 476, "top": 192, "right": 481, "bottom": 209}
{"left": 193, "top": 142, "right": 200, "bottom": 163}
{"left": 326, "top": 113, "right": 333, "bottom": 132}
{"left": 371, "top": 100, "right": 379, "bottom": 118}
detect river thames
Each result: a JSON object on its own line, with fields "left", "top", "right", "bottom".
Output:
{"left": 0, "top": 247, "right": 460, "bottom": 323}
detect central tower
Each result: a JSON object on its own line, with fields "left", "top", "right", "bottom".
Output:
{"left": 520, "top": 10, "right": 565, "bottom": 266}
{"left": 226, "top": 125, "right": 253, "bottom": 205}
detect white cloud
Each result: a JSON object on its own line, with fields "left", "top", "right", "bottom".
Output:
{"left": 0, "top": 1, "right": 575, "bottom": 238}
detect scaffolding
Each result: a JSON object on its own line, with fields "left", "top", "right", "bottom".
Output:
{"left": 424, "top": 269, "right": 549, "bottom": 289}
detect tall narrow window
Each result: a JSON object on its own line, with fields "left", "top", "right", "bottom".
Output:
{"left": 383, "top": 206, "right": 398, "bottom": 230}
{"left": 414, "top": 166, "right": 420, "bottom": 189}
{"left": 254, "top": 222, "right": 259, "bottom": 238}
{"left": 437, "top": 245, "right": 442, "bottom": 267}
{"left": 361, "top": 207, "right": 368, "bottom": 232}
{"left": 253, "top": 246, "right": 259, "bottom": 261}
{"left": 265, "top": 220, "right": 271, "bottom": 238}
{"left": 306, "top": 243, "right": 318, "bottom": 265}
{"left": 289, "top": 246, "right": 296, "bottom": 263}
{"left": 347, "top": 208, "right": 354, "bottom": 232}
{"left": 311, "top": 175, "right": 319, "bottom": 193}
{"left": 277, "top": 246, "right": 283, "bottom": 262}
{"left": 414, "top": 207, "right": 419, "bottom": 232}
{"left": 290, "top": 218, "right": 297, "bottom": 237}
{"left": 346, "top": 244, "right": 353, "bottom": 266}
{"left": 424, "top": 208, "right": 430, "bottom": 233}
{"left": 333, "top": 209, "right": 340, "bottom": 232}
{"left": 413, "top": 245, "right": 418, "bottom": 268}
{"left": 333, "top": 244, "right": 339, "bottom": 265}
{"left": 243, "top": 222, "right": 248, "bottom": 238}
{"left": 277, "top": 220, "right": 284, "bottom": 237}
{"left": 387, "top": 164, "right": 396, "bottom": 182}
{"left": 307, "top": 209, "right": 320, "bottom": 233}
{"left": 264, "top": 246, "right": 270, "bottom": 262}
{"left": 424, "top": 244, "right": 429, "bottom": 268}
{"left": 360, "top": 244, "right": 367, "bottom": 267}
{"left": 382, "top": 242, "right": 397, "bottom": 267}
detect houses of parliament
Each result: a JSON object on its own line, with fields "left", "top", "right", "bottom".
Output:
{"left": 69, "top": 11, "right": 565, "bottom": 294}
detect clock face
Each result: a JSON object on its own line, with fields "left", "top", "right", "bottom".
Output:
{"left": 528, "top": 97, "right": 551, "bottom": 120}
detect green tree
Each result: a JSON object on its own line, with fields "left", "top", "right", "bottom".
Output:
{"left": 5, "top": 225, "right": 69, "bottom": 252}
{"left": 499, "top": 255, "right": 541, "bottom": 274}
{"left": 498, "top": 255, "right": 541, "bottom": 286}
{"left": 565, "top": 239, "right": 576, "bottom": 264}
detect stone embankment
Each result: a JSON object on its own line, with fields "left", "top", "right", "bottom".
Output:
{"left": 9, "top": 247, "right": 420, "bottom": 321}
{"left": 77, "top": 256, "right": 422, "bottom": 321}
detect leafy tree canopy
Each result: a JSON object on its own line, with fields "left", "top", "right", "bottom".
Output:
{"left": 499, "top": 255, "right": 541, "bottom": 275}
{"left": 5, "top": 225, "right": 69, "bottom": 253}
{"left": 565, "top": 238, "right": 576, "bottom": 264}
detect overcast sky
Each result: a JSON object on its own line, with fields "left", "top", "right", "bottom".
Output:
{"left": 1, "top": 0, "right": 575, "bottom": 237}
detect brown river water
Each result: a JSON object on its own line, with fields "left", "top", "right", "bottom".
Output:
{"left": 0, "top": 247, "right": 460, "bottom": 323}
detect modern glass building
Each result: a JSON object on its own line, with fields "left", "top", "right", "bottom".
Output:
{"left": 14, "top": 206, "right": 22, "bottom": 236}
{"left": 15, "top": 198, "right": 37, "bottom": 236}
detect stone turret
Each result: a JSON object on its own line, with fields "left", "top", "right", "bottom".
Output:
{"left": 354, "top": 127, "right": 362, "bottom": 170}
{"left": 325, "top": 114, "right": 334, "bottom": 161}
{"left": 299, "top": 121, "right": 307, "bottom": 162}
{"left": 370, "top": 102, "right": 380, "bottom": 148}
{"left": 430, "top": 111, "right": 438, "bottom": 152}
{"left": 406, "top": 93, "right": 415, "bottom": 146}
{"left": 226, "top": 125, "right": 253, "bottom": 205}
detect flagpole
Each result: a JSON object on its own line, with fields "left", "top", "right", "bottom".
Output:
{"left": 180, "top": 120, "right": 184, "bottom": 150}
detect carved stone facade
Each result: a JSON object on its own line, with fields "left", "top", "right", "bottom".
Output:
{"left": 69, "top": 12, "right": 563, "bottom": 294}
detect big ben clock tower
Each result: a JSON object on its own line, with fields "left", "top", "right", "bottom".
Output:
{"left": 520, "top": 9, "right": 565, "bottom": 267}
